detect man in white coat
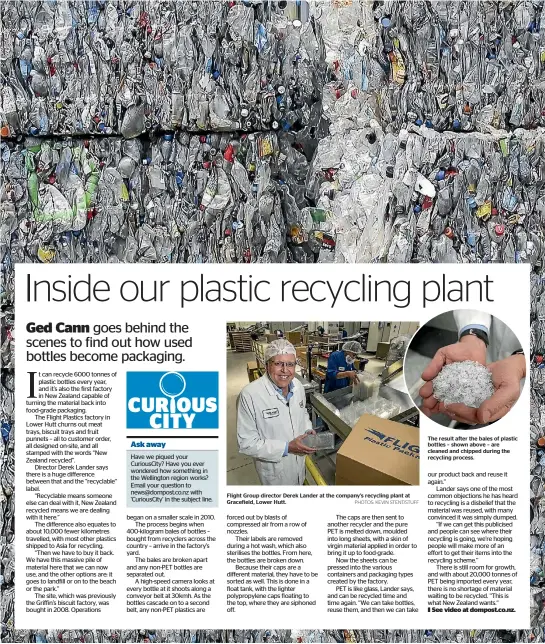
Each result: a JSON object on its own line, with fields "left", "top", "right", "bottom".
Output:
{"left": 237, "top": 339, "right": 317, "bottom": 485}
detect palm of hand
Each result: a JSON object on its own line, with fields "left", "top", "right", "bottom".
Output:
{"left": 423, "top": 355, "right": 523, "bottom": 425}
{"left": 420, "top": 340, "right": 487, "bottom": 417}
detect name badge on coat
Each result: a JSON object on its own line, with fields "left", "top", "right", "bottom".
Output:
{"left": 263, "top": 408, "right": 280, "bottom": 419}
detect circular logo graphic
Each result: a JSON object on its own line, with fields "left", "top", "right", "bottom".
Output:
{"left": 159, "top": 371, "right": 186, "bottom": 398}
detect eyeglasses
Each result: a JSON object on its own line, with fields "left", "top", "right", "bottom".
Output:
{"left": 272, "top": 361, "right": 296, "bottom": 369}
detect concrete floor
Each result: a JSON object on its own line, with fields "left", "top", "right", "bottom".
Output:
{"left": 226, "top": 350, "right": 386, "bottom": 485}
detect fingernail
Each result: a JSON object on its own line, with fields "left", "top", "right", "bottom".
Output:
{"left": 482, "top": 411, "right": 490, "bottom": 424}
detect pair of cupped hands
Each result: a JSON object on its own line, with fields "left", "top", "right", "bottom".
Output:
{"left": 419, "top": 335, "right": 525, "bottom": 425}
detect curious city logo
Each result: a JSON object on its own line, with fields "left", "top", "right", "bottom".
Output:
{"left": 126, "top": 371, "right": 219, "bottom": 429}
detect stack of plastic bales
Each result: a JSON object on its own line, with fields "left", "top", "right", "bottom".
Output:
{"left": 306, "top": 1, "right": 545, "bottom": 265}
{"left": 0, "top": 1, "right": 326, "bottom": 136}
{"left": 10, "top": 631, "right": 227, "bottom": 643}
{"left": 2, "top": 131, "right": 323, "bottom": 265}
{"left": 0, "top": 1, "right": 329, "bottom": 267}
{"left": 314, "top": 2, "right": 545, "bottom": 630}
{"left": 314, "top": 0, "right": 545, "bottom": 633}
{"left": 0, "top": 2, "right": 329, "bottom": 640}
{"left": 8, "top": 629, "right": 544, "bottom": 642}
{"left": 530, "top": 268, "right": 545, "bottom": 626}
{"left": 307, "top": 123, "right": 545, "bottom": 264}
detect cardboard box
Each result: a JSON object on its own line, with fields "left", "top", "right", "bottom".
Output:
{"left": 287, "top": 331, "right": 302, "bottom": 345}
{"left": 336, "top": 415, "right": 419, "bottom": 486}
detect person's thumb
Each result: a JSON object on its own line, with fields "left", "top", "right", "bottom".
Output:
{"left": 422, "top": 347, "right": 447, "bottom": 381}
{"left": 477, "top": 383, "right": 518, "bottom": 424}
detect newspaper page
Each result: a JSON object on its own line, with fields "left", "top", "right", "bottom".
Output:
{"left": 14, "top": 263, "right": 529, "bottom": 631}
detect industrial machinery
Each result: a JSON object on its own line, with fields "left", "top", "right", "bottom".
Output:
{"left": 304, "top": 364, "right": 418, "bottom": 486}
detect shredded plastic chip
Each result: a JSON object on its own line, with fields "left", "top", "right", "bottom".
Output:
{"left": 433, "top": 361, "right": 495, "bottom": 409}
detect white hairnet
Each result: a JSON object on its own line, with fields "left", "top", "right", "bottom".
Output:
{"left": 265, "top": 339, "right": 296, "bottom": 362}
{"left": 342, "top": 341, "right": 362, "bottom": 354}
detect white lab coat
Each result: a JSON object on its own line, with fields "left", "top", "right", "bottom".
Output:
{"left": 237, "top": 375, "right": 312, "bottom": 485}
{"left": 453, "top": 310, "right": 522, "bottom": 362}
